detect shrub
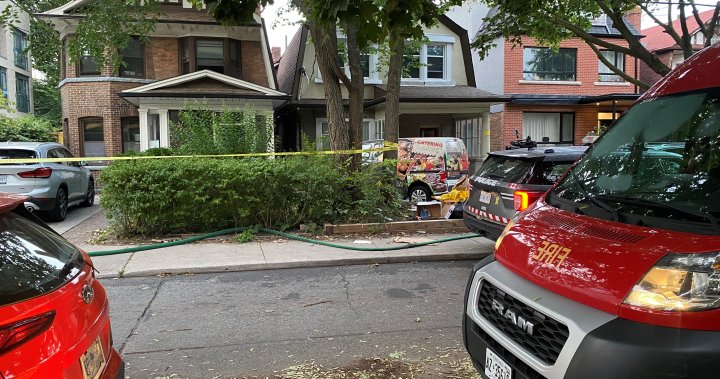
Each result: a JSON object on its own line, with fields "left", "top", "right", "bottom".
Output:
{"left": 101, "top": 156, "right": 406, "bottom": 236}
{"left": 0, "top": 115, "right": 59, "bottom": 142}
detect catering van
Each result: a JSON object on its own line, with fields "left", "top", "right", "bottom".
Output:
{"left": 464, "top": 44, "right": 720, "bottom": 379}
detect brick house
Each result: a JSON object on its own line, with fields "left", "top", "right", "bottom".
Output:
{"left": 40, "top": 0, "right": 284, "bottom": 159}
{"left": 448, "top": 5, "right": 643, "bottom": 151}
{"left": 640, "top": 9, "right": 720, "bottom": 87}
{"left": 275, "top": 16, "right": 509, "bottom": 170}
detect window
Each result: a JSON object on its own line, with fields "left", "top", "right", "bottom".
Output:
{"left": 13, "top": 29, "right": 27, "bottom": 70}
{"left": 402, "top": 43, "right": 448, "bottom": 81}
{"left": 362, "top": 120, "right": 381, "bottom": 141}
{"left": 523, "top": 47, "right": 577, "bottom": 81}
{"left": 82, "top": 118, "right": 105, "bottom": 157}
{"left": 122, "top": 117, "right": 141, "bottom": 152}
{"left": 456, "top": 118, "right": 481, "bottom": 157}
{"left": 121, "top": 38, "right": 144, "bottom": 78}
{"left": 590, "top": 14, "right": 607, "bottom": 26}
{"left": 79, "top": 51, "right": 100, "bottom": 75}
{"left": 0, "top": 27, "right": 7, "bottom": 59}
{"left": 598, "top": 50, "right": 625, "bottom": 82}
{"left": 15, "top": 74, "right": 29, "bottom": 113}
{"left": 316, "top": 120, "right": 330, "bottom": 150}
{"left": 148, "top": 114, "right": 160, "bottom": 148}
{"left": 335, "top": 38, "right": 373, "bottom": 79}
{"left": 181, "top": 38, "right": 242, "bottom": 78}
{"left": 0, "top": 67, "right": 7, "bottom": 98}
{"left": 523, "top": 112, "right": 574, "bottom": 145}
{"left": 403, "top": 45, "right": 421, "bottom": 79}
{"left": 374, "top": 119, "right": 385, "bottom": 141}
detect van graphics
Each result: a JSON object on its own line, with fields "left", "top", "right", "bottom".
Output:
{"left": 531, "top": 241, "right": 572, "bottom": 268}
{"left": 491, "top": 299, "right": 535, "bottom": 335}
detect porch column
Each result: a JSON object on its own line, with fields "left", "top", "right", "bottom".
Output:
{"left": 159, "top": 109, "right": 170, "bottom": 148}
{"left": 481, "top": 112, "right": 491, "bottom": 157}
{"left": 139, "top": 109, "right": 149, "bottom": 152}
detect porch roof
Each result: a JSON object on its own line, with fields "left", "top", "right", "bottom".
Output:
{"left": 509, "top": 93, "right": 640, "bottom": 106}
{"left": 366, "top": 85, "right": 510, "bottom": 108}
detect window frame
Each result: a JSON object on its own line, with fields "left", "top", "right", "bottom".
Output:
{"left": 180, "top": 37, "right": 242, "bottom": 79}
{"left": 121, "top": 117, "right": 141, "bottom": 153}
{"left": 120, "top": 37, "right": 145, "bottom": 78}
{"left": 78, "top": 51, "right": 101, "bottom": 76}
{"left": 80, "top": 117, "right": 105, "bottom": 157}
{"left": 0, "top": 67, "right": 7, "bottom": 98}
{"left": 402, "top": 42, "right": 451, "bottom": 83}
{"left": 316, "top": 118, "right": 377, "bottom": 149}
{"left": 598, "top": 50, "right": 626, "bottom": 83}
{"left": 12, "top": 29, "right": 27, "bottom": 70}
{"left": 522, "top": 47, "right": 577, "bottom": 82}
{"left": 522, "top": 112, "right": 575, "bottom": 145}
{"left": 15, "top": 73, "right": 29, "bottom": 113}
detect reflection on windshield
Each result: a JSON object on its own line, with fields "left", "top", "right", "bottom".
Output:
{"left": 550, "top": 89, "right": 720, "bottom": 233}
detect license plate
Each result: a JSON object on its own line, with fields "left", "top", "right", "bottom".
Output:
{"left": 479, "top": 191, "right": 492, "bottom": 204}
{"left": 0, "top": 175, "right": 6, "bottom": 185}
{"left": 80, "top": 337, "right": 106, "bottom": 379}
{"left": 485, "top": 348, "right": 512, "bottom": 379}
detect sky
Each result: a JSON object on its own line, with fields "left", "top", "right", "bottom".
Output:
{"left": 261, "top": 0, "right": 302, "bottom": 53}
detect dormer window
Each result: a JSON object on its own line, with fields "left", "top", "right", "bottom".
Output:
{"left": 402, "top": 39, "right": 452, "bottom": 83}
{"left": 180, "top": 37, "right": 242, "bottom": 78}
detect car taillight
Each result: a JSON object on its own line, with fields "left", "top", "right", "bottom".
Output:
{"left": 17, "top": 167, "right": 52, "bottom": 178}
{"left": 513, "top": 190, "right": 542, "bottom": 211}
{"left": 0, "top": 311, "right": 55, "bottom": 355}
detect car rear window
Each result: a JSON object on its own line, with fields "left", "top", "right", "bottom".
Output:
{"left": 475, "top": 156, "right": 535, "bottom": 183}
{"left": 528, "top": 162, "right": 574, "bottom": 185}
{"left": 0, "top": 212, "right": 83, "bottom": 306}
{"left": 0, "top": 149, "right": 37, "bottom": 165}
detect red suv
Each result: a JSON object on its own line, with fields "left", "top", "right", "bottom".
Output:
{"left": 0, "top": 194, "right": 123, "bottom": 379}
{"left": 464, "top": 44, "right": 720, "bottom": 379}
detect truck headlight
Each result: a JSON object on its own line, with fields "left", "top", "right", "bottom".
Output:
{"left": 624, "top": 252, "right": 720, "bottom": 311}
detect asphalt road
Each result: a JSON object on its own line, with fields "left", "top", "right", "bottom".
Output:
{"left": 102, "top": 261, "right": 477, "bottom": 378}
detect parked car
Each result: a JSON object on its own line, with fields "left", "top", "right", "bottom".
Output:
{"left": 396, "top": 137, "right": 470, "bottom": 202}
{"left": 463, "top": 146, "right": 587, "bottom": 240}
{"left": 0, "top": 142, "right": 95, "bottom": 221}
{"left": 464, "top": 45, "right": 720, "bottom": 379}
{"left": 0, "top": 194, "right": 124, "bottom": 378}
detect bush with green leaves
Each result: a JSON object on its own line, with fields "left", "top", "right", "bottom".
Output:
{"left": 170, "top": 103, "right": 273, "bottom": 155}
{"left": 100, "top": 156, "right": 406, "bottom": 236}
{"left": 0, "top": 115, "right": 59, "bottom": 142}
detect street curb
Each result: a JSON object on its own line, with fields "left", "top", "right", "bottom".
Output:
{"left": 101, "top": 251, "right": 491, "bottom": 279}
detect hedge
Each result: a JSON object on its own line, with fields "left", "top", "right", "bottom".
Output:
{"left": 100, "top": 156, "right": 405, "bottom": 235}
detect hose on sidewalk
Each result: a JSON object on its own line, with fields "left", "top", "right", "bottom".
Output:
{"left": 87, "top": 227, "right": 479, "bottom": 257}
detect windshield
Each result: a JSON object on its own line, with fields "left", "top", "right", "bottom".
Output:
{"left": 549, "top": 88, "right": 720, "bottom": 234}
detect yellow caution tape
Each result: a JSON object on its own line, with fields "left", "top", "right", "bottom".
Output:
{"left": 0, "top": 142, "right": 399, "bottom": 165}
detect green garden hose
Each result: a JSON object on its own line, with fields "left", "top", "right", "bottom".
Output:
{"left": 87, "top": 227, "right": 479, "bottom": 257}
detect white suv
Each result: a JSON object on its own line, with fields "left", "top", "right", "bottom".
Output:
{"left": 0, "top": 142, "right": 95, "bottom": 221}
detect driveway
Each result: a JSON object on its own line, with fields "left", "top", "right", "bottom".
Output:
{"left": 45, "top": 196, "right": 101, "bottom": 234}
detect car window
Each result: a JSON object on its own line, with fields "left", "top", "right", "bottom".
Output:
{"left": 475, "top": 156, "right": 535, "bottom": 183}
{"left": 530, "top": 162, "right": 573, "bottom": 185}
{"left": 57, "top": 148, "right": 79, "bottom": 167}
{"left": 0, "top": 212, "right": 83, "bottom": 306}
{"left": 0, "top": 149, "right": 37, "bottom": 165}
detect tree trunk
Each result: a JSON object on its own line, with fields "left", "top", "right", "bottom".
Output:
{"left": 309, "top": 23, "right": 349, "bottom": 154}
{"left": 346, "top": 24, "right": 365, "bottom": 169}
{"left": 384, "top": 33, "right": 404, "bottom": 160}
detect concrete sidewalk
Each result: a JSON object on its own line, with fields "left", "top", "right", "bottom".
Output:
{"left": 79, "top": 235, "right": 494, "bottom": 279}
{"left": 57, "top": 207, "right": 493, "bottom": 278}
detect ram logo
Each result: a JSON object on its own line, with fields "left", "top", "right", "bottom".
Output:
{"left": 491, "top": 299, "right": 535, "bottom": 335}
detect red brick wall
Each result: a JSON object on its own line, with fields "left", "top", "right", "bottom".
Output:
{"left": 241, "top": 40, "right": 269, "bottom": 87}
{"left": 60, "top": 82, "right": 141, "bottom": 158}
{"left": 490, "top": 112, "right": 505, "bottom": 151}
{"left": 504, "top": 36, "right": 638, "bottom": 96}
{"left": 148, "top": 37, "right": 180, "bottom": 80}
{"left": 639, "top": 50, "right": 672, "bottom": 89}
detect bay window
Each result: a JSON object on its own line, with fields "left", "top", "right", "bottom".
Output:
{"left": 120, "top": 38, "right": 145, "bottom": 78}
{"left": 82, "top": 118, "right": 105, "bottom": 157}
{"left": 523, "top": 47, "right": 577, "bottom": 81}
{"left": 79, "top": 51, "right": 100, "bottom": 76}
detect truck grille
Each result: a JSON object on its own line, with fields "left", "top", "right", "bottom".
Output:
{"left": 477, "top": 280, "right": 569, "bottom": 365}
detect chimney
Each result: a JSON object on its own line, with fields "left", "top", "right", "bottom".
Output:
{"left": 271, "top": 47, "right": 282, "bottom": 64}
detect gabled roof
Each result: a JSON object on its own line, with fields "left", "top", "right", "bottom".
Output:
{"left": 120, "top": 70, "right": 288, "bottom": 99}
{"left": 277, "top": 16, "right": 477, "bottom": 101}
{"left": 642, "top": 9, "right": 715, "bottom": 52}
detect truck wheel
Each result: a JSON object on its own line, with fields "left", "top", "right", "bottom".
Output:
{"left": 408, "top": 185, "right": 431, "bottom": 204}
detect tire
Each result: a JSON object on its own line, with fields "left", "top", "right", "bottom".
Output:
{"left": 80, "top": 180, "right": 95, "bottom": 207}
{"left": 408, "top": 185, "right": 432, "bottom": 204}
{"left": 47, "top": 187, "right": 68, "bottom": 222}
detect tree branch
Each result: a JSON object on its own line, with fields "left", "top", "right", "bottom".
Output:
{"left": 705, "top": 2, "right": 720, "bottom": 47}
{"left": 689, "top": 0, "right": 709, "bottom": 38}
{"left": 556, "top": 18, "right": 636, "bottom": 55}
{"left": 638, "top": 1, "right": 684, "bottom": 48}
{"left": 678, "top": 0, "right": 695, "bottom": 58}
{"left": 588, "top": 42, "right": 649, "bottom": 89}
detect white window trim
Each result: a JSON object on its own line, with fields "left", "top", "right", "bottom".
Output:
{"left": 316, "top": 118, "right": 377, "bottom": 150}
{"left": 315, "top": 34, "right": 381, "bottom": 85}
{"left": 401, "top": 42, "right": 453, "bottom": 86}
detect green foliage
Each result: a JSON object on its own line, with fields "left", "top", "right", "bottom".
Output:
{"left": 170, "top": 103, "right": 274, "bottom": 155}
{"left": 101, "top": 157, "right": 405, "bottom": 236}
{"left": 0, "top": 115, "right": 59, "bottom": 142}
{"left": 234, "top": 227, "right": 259, "bottom": 243}
{"left": 33, "top": 80, "right": 62, "bottom": 129}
